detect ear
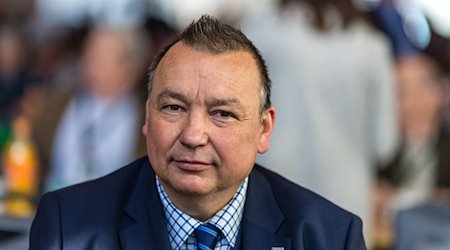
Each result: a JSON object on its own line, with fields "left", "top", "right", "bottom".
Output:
{"left": 257, "top": 106, "right": 276, "bottom": 154}
{"left": 142, "top": 99, "right": 150, "bottom": 136}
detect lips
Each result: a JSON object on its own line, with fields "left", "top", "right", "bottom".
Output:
{"left": 174, "top": 159, "right": 211, "bottom": 171}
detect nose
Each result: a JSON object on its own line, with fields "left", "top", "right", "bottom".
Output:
{"left": 179, "top": 112, "right": 209, "bottom": 149}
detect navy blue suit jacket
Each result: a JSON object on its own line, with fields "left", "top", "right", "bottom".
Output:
{"left": 29, "top": 157, "right": 366, "bottom": 249}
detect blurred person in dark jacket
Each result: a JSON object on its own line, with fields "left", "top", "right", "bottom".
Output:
{"left": 0, "top": 26, "right": 35, "bottom": 123}
{"left": 376, "top": 50, "right": 449, "bottom": 250}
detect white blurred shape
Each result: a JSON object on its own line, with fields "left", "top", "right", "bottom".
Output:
{"left": 416, "top": 0, "right": 450, "bottom": 37}
{"left": 36, "top": 0, "right": 147, "bottom": 28}
{"left": 403, "top": 9, "right": 430, "bottom": 48}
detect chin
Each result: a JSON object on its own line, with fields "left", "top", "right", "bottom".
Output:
{"left": 173, "top": 179, "right": 214, "bottom": 197}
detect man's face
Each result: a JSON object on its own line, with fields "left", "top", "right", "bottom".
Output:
{"left": 396, "top": 56, "right": 442, "bottom": 141}
{"left": 143, "top": 42, "right": 274, "bottom": 203}
{"left": 81, "top": 30, "right": 135, "bottom": 98}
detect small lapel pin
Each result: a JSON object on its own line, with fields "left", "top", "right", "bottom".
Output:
{"left": 272, "top": 247, "right": 284, "bottom": 250}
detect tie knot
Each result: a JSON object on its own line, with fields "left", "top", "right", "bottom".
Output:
{"left": 194, "top": 223, "right": 221, "bottom": 250}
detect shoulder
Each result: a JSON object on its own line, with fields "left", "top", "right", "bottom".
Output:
{"left": 34, "top": 157, "right": 150, "bottom": 227}
{"left": 30, "top": 157, "right": 152, "bottom": 249}
{"left": 253, "top": 165, "right": 357, "bottom": 219}
{"left": 30, "top": 157, "right": 151, "bottom": 248}
{"left": 250, "top": 165, "right": 366, "bottom": 248}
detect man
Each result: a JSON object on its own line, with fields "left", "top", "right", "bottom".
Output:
{"left": 29, "top": 15, "right": 367, "bottom": 250}
{"left": 32, "top": 27, "right": 148, "bottom": 192}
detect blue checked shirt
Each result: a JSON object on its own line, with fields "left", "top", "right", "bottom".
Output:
{"left": 156, "top": 177, "right": 248, "bottom": 250}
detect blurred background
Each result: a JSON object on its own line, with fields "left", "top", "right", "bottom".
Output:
{"left": 0, "top": 0, "right": 449, "bottom": 249}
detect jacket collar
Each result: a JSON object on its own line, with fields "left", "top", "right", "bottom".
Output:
{"left": 119, "top": 159, "right": 171, "bottom": 250}
{"left": 118, "top": 160, "right": 291, "bottom": 250}
{"left": 239, "top": 166, "right": 292, "bottom": 249}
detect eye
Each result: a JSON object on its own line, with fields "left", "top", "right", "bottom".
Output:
{"left": 168, "top": 105, "right": 181, "bottom": 111}
{"left": 162, "top": 104, "right": 185, "bottom": 113}
{"left": 212, "top": 110, "right": 235, "bottom": 119}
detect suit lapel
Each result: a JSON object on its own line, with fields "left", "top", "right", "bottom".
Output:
{"left": 118, "top": 161, "right": 291, "bottom": 249}
{"left": 119, "top": 160, "right": 171, "bottom": 250}
{"left": 239, "top": 166, "right": 292, "bottom": 250}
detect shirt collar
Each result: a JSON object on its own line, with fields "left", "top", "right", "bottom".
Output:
{"left": 156, "top": 176, "right": 248, "bottom": 250}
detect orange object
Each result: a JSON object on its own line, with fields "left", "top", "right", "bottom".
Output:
{"left": 2, "top": 116, "right": 38, "bottom": 217}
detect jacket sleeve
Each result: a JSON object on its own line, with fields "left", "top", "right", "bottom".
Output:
{"left": 344, "top": 215, "right": 367, "bottom": 250}
{"left": 29, "top": 192, "right": 62, "bottom": 250}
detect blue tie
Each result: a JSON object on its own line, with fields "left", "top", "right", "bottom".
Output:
{"left": 194, "top": 223, "right": 221, "bottom": 250}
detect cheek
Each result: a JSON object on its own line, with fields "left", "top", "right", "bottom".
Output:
{"left": 146, "top": 118, "right": 180, "bottom": 155}
{"left": 215, "top": 126, "right": 256, "bottom": 149}
{"left": 212, "top": 127, "right": 259, "bottom": 169}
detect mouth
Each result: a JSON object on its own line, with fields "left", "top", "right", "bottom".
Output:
{"left": 173, "top": 159, "right": 212, "bottom": 172}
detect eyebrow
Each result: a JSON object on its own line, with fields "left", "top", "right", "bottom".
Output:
{"left": 156, "top": 90, "right": 189, "bottom": 104}
{"left": 156, "top": 90, "right": 244, "bottom": 109}
{"left": 205, "top": 97, "right": 242, "bottom": 108}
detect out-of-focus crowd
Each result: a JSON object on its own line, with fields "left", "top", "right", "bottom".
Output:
{"left": 0, "top": 0, "right": 449, "bottom": 249}
{"left": 0, "top": 0, "right": 176, "bottom": 219}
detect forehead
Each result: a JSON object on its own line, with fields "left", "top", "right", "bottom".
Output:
{"left": 84, "top": 31, "right": 124, "bottom": 55}
{"left": 152, "top": 42, "right": 260, "bottom": 93}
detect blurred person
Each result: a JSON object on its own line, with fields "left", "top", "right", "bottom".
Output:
{"left": 29, "top": 15, "right": 367, "bottom": 249}
{"left": 424, "top": 30, "right": 450, "bottom": 126}
{"left": 0, "top": 25, "right": 38, "bottom": 157}
{"left": 0, "top": 26, "right": 34, "bottom": 122}
{"left": 32, "top": 27, "right": 149, "bottom": 192}
{"left": 387, "top": 21, "right": 450, "bottom": 250}
{"left": 388, "top": 54, "right": 444, "bottom": 208}
{"left": 374, "top": 53, "right": 445, "bottom": 249}
{"left": 378, "top": 33, "right": 450, "bottom": 249}
{"left": 394, "top": 107, "right": 450, "bottom": 250}
{"left": 242, "top": 0, "right": 399, "bottom": 244}
{"left": 390, "top": 32, "right": 450, "bottom": 249}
